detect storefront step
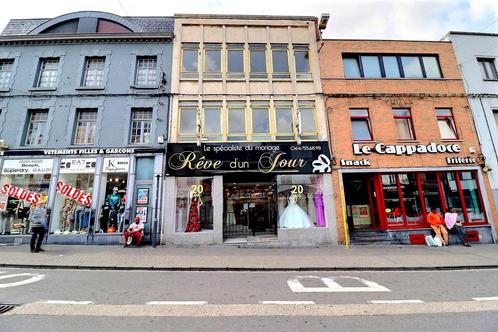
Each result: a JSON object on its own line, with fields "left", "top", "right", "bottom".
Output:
{"left": 349, "top": 230, "right": 393, "bottom": 245}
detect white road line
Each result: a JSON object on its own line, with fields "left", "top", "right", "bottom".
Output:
{"left": 37, "top": 300, "right": 94, "bottom": 305}
{"left": 369, "top": 300, "right": 425, "bottom": 304}
{"left": 146, "top": 301, "right": 208, "bottom": 305}
{"left": 473, "top": 297, "right": 498, "bottom": 301}
{"left": 259, "top": 301, "right": 316, "bottom": 305}
{"left": 0, "top": 273, "right": 45, "bottom": 288}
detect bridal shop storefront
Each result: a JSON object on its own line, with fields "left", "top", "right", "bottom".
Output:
{"left": 163, "top": 142, "right": 338, "bottom": 246}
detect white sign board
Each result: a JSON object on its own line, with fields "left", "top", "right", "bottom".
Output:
{"left": 1, "top": 159, "right": 54, "bottom": 174}
{"left": 60, "top": 158, "right": 97, "bottom": 174}
{"left": 103, "top": 157, "right": 129, "bottom": 173}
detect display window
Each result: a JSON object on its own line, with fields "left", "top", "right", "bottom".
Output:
{"left": 175, "top": 177, "right": 213, "bottom": 232}
{"left": 276, "top": 174, "right": 325, "bottom": 228}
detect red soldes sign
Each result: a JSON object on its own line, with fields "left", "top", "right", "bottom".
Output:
{"left": 56, "top": 181, "right": 92, "bottom": 206}
{"left": 1, "top": 184, "right": 41, "bottom": 203}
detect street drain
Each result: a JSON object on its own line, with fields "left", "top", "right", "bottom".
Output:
{"left": 0, "top": 304, "right": 17, "bottom": 315}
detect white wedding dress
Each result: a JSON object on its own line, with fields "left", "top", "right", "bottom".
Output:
{"left": 278, "top": 193, "right": 313, "bottom": 229}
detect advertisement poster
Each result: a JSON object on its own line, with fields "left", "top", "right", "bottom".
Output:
{"left": 137, "top": 188, "right": 149, "bottom": 205}
{"left": 136, "top": 206, "right": 148, "bottom": 223}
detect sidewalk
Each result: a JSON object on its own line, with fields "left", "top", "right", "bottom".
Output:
{"left": 1, "top": 243, "right": 498, "bottom": 271}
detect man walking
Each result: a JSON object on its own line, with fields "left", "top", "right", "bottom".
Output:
{"left": 30, "top": 203, "right": 47, "bottom": 253}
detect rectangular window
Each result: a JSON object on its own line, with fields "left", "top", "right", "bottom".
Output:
{"left": 422, "top": 56, "right": 442, "bottom": 78}
{"left": 400, "top": 56, "right": 424, "bottom": 78}
{"left": 392, "top": 108, "right": 415, "bottom": 140}
{"left": 478, "top": 58, "right": 498, "bottom": 80}
{"left": 298, "top": 101, "right": 317, "bottom": 138}
{"left": 25, "top": 110, "right": 48, "bottom": 146}
{"left": 227, "top": 44, "right": 244, "bottom": 79}
{"left": 271, "top": 44, "right": 290, "bottom": 79}
{"left": 74, "top": 110, "right": 97, "bottom": 145}
{"left": 382, "top": 56, "right": 401, "bottom": 78}
{"left": 202, "top": 102, "right": 222, "bottom": 141}
{"left": 382, "top": 174, "right": 403, "bottom": 225}
{"left": 178, "top": 102, "right": 198, "bottom": 140}
{"left": 294, "top": 45, "right": 311, "bottom": 79}
{"left": 343, "top": 56, "right": 361, "bottom": 78}
{"left": 398, "top": 174, "right": 424, "bottom": 225}
{"left": 494, "top": 110, "right": 498, "bottom": 130}
{"left": 181, "top": 44, "right": 199, "bottom": 79}
{"left": 36, "top": 58, "right": 59, "bottom": 88}
{"left": 251, "top": 101, "right": 270, "bottom": 140}
{"left": 204, "top": 44, "right": 222, "bottom": 79}
{"left": 440, "top": 172, "right": 465, "bottom": 222}
{"left": 227, "top": 101, "right": 246, "bottom": 141}
{"left": 436, "top": 108, "right": 458, "bottom": 140}
{"left": 175, "top": 177, "right": 214, "bottom": 232}
{"left": 275, "top": 102, "right": 294, "bottom": 140}
{"left": 135, "top": 56, "right": 157, "bottom": 86}
{"left": 82, "top": 57, "right": 105, "bottom": 87}
{"left": 0, "top": 59, "right": 14, "bottom": 89}
{"left": 249, "top": 44, "right": 267, "bottom": 79}
{"left": 459, "top": 171, "right": 485, "bottom": 222}
{"left": 350, "top": 109, "right": 372, "bottom": 141}
{"left": 420, "top": 173, "right": 443, "bottom": 213}
{"left": 130, "top": 108, "right": 152, "bottom": 144}
{"left": 361, "top": 55, "right": 382, "bottom": 78}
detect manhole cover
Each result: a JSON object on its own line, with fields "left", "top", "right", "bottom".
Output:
{"left": 0, "top": 304, "right": 17, "bottom": 314}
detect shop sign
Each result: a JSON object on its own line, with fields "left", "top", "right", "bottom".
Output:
{"left": 1, "top": 159, "right": 53, "bottom": 175}
{"left": 446, "top": 156, "right": 477, "bottom": 165}
{"left": 0, "top": 184, "right": 42, "bottom": 203}
{"left": 353, "top": 142, "right": 461, "bottom": 156}
{"left": 60, "top": 158, "right": 97, "bottom": 174}
{"left": 0, "top": 147, "right": 163, "bottom": 157}
{"left": 56, "top": 180, "right": 92, "bottom": 206}
{"left": 103, "top": 157, "right": 130, "bottom": 173}
{"left": 340, "top": 159, "right": 371, "bottom": 166}
{"left": 166, "top": 142, "right": 331, "bottom": 176}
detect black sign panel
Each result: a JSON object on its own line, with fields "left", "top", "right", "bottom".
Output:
{"left": 0, "top": 147, "right": 164, "bottom": 157}
{"left": 166, "top": 142, "right": 332, "bottom": 176}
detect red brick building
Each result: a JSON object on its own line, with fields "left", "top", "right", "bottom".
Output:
{"left": 320, "top": 39, "right": 498, "bottom": 245}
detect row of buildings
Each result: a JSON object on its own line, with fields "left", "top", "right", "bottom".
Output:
{"left": 0, "top": 11, "right": 497, "bottom": 246}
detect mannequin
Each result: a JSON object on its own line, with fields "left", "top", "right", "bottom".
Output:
{"left": 117, "top": 196, "right": 126, "bottom": 232}
{"left": 307, "top": 192, "right": 316, "bottom": 225}
{"left": 314, "top": 190, "right": 325, "bottom": 227}
{"left": 99, "top": 201, "right": 111, "bottom": 233}
{"left": 278, "top": 193, "right": 313, "bottom": 229}
{"left": 107, "top": 187, "right": 120, "bottom": 209}
{"left": 185, "top": 196, "right": 202, "bottom": 232}
{"left": 60, "top": 198, "right": 76, "bottom": 232}
{"left": 226, "top": 197, "right": 236, "bottom": 225}
{"left": 277, "top": 193, "right": 287, "bottom": 228}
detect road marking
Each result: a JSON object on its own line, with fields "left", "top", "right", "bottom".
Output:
{"left": 287, "top": 276, "right": 391, "bottom": 293}
{"left": 0, "top": 273, "right": 45, "bottom": 288}
{"left": 146, "top": 301, "right": 208, "bottom": 305}
{"left": 37, "top": 300, "right": 94, "bottom": 305}
{"left": 473, "top": 297, "right": 498, "bottom": 301}
{"left": 370, "top": 300, "right": 424, "bottom": 304}
{"left": 259, "top": 301, "right": 316, "bottom": 305}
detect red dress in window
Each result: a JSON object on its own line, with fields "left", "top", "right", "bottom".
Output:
{"left": 185, "top": 197, "right": 201, "bottom": 232}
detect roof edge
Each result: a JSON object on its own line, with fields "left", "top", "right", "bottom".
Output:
{"left": 174, "top": 13, "right": 317, "bottom": 21}
{"left": 322, "top": 38, "right": 451, "bottom": 43}
{"left": 446, "top": 31, "right": 498, "bottom": 38}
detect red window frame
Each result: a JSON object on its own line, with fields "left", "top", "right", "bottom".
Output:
{"left": 436, "top": 108, "right": 458, "bottom": 140}
{"left": 350, "top": 108, "right": 373, "bottom": 141}
{"left": 392, "top": 108, "right": 415, "bottom": 140}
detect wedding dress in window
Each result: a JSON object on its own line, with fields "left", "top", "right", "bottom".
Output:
{"left": 278, "top": 193, "right": 313, "bottom": 228}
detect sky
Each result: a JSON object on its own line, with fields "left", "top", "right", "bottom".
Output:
{"left": 1, "top": 0, "right": 497, "bottom": 40}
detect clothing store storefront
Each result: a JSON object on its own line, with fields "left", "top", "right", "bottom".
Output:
{"left": 163, "top": 141, "right": 337, "bottom": 246}
{"left": 0, "top": 148, "right": 163, "bottom": 245}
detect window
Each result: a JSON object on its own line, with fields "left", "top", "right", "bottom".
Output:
{"left": 82, "top": 57, "right": 105, "bottom": 87}
{"left": 178, "top": 102, "right": 198, "bottom": 140}
{"left": 0, "top": 59, "right": 14, "bottom": 89}
{"left": 202, "top": 102, "right": 222, "bottom": 140}
{"left": 436, "top": 108, "right": 458, "bottom": 140}
{"left": 343, "top": 57, "right": 361, "bottom": 78}
{"left": 25, "top": 110, "right": 48, "bottom": 146}
{"left": 130, "top": 108, "right": 152, "bottom": 144}
{"left": 494, "top": 110, "right": 498, "bottom": 131}
{"left": 271, "top": 45, "right": 290, "bottom": 79}
{"left": 294, "top": 45, "right": 311, "bottom": 79}
{"left": 298, "top": 101, "right": 317, "bottom": 138}
{"left": 227, "top": 101, "right": 246, "bottom": 141}
{"left": 251, "top": 101, "right": 270, "bottom": 140}
{"left": 135, "top": 56, "right": 157, "bottom": 86}
{"left": 204, "top": 44, "right": 221, "bottom": 79}
{"left": 74, "top": 110, "right": 97, "bottom": 145}
{"left": 36, "top": 58, "right": 59, "bottom": 88}
{"left": 459, "top": 171, "right": 485, "bottom": 222}
{"left": 350, "top": 109, "right": 372, "bottom": 141}
{"left": 227, "top": 44, "right": 244, "bottom": 79}
{"left": 275, "top": 101, "right": 294, "bottom": 140}
{"left": 249, "top": 44, "right": 267, "bottom": 79}
{"left": 181, "top": 44, "right": 199, "bottom": 79}
{"left": 400, "top": 56, "right": 423, "bottom": 78}
{"left": 361, "top": 56, "right": 381, "bottom": 78}
{"left": 398, "top": 174, "right": 424, "bottom": 225}
{"left": 478, "top": 58, "right": 498, "bottom": 80}
{"left": 383, "top": 56, "right": 401, "bottom": 78}
{"left": 422, "top": 56, "right": 442, "bottom": 78}
{"left": 175, "top": 177, "right": 213, "bottom": 232}
{"left": 392, "top": 109, "right": 415, "bottom": 140}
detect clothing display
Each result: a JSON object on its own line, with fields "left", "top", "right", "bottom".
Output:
{"left": 279, "top": 193, "right": 313, "bottom": 229}
{"left": 185, "top": 197, "right": 202, "bottom": 232}
{"left": 314, "top": 190, "right": 325, "bottom": 227}
{"left": 59, "top": 199, "right": 76, "bottom": 231}
{"left": 307, "top": 192, "right": 316, "bottom": 225}
{"left": 226, "top": 198, "right": 236, "bottom": 225}
{"left": 277, "top": 194, "right": 287, "bottom": 224}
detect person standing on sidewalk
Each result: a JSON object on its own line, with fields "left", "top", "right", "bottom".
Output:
{"left": 427, "top": 208, "right": 448, "bottom": 246}
{"left": 444, "top": 207, "right": 471, "bottom": 247}
{"left": 30, "top": 203, "right": 47, "bottom": 253}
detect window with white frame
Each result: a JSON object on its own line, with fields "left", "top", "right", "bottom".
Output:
{"left": 298, "top": 101, "right": 317, "bottom": 138}
{"left": 202, "top": 102, "right": 223, "bottom": 140}
{"left": 130, "top": 108, "right": 152, "bottom": 144}
{"left": 178, "top": 101, "right": 198, "bottom": 141}
{"left": 275, "top": 101, "right": 294, "bottom": 140}
{"left": 0, "top": 59, "right": 14, "bottom": 89}
{"left": 249, "top": 44, "right": 267, "bottom": 79}
{"left": 436, "top": 108, "right": 458, "bottom": 140}
{"left": 36, "top": 58, "right": 59, "bottom": 88}
{"left": 251, "top": 101, "right": 270, "bottom": 140}
{"left": 25, "top": 110, "right": 48, "bottom": 146}
{"left": 135, "top": 56, "right": 158, "bottom": 86}
{"left": 271, "top": 44, "right": 290, "bottom": 79}
{"left": 204, "top": 44, "right": 222, "bottom": 79}
{"left": 181, "top": 44, "right": 199, "bottom": 79}
{"left": 293, "top": 45, "right": 311, "bottom": 80}
{"left": 478, "top": 58, "right": 498, "bottom": 80}
{"left": 227, "top": 101, "right": 246, "bottom": 141}
{"left": 82, "top": 57, "right": 105, "bottom": 87}
{"left": 227, "top": 44, "right": 244, "bottom": 79}
{"left": 74, "top": 109, "right": 97, "bottom": 145}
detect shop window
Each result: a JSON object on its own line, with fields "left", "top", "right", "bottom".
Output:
{"left": 0, "top": 59, "right": 14, "bottom": 89}
{"left": 381, "top": 174, "right": 403, "bottom": 225}
{"left": 202, "top": 102, "right": 222, "bottom": 141}
{"left": 82, "top": 57, "right": 105, "bottom": 88}
{"left": 175, "top": 177, "right": 213, "bottom": 232}
{"left": 25, "top": 110, "right": 49, "bottom": 146}
{"left": 459, "top": 172, "right": 485, "bottom": 223}
{"left": 382, "top": 56, "right": 401, "bottom": 78}
{"left": 478, "top": 58, "right": 498, "bottom": 80}
{"left": 227, "top": 44, "right": 244, "bottom": 79}
{"left": 392, "top": 108, "right": 415, "bottom": 140}
{"left": 136, "top": 158, "right": 154, "bottom": 181}
{"left": 36, "top": 58, "right": 59, "bottom": 88}
{"left": 130, "top": 108, "right": 152, "bottom": 144}
{"left": 293, "top": 45, "right": 311, "bottom": 80}
{"left": 271, "top": 44, "right": 290, "bottom": 79}
{"left": 399, "top": 174, "right": 424, "bottom": 225}
{"left": 436, "top": 108, "right": 458, "bottom": 140}
{"left": 227, "top": 101, "right": 246, "bottom": 141}
{"left": 298, "top": 101, "right": 317, "bottom": 140}
{"left": 350, "top": 108, "right": 372, "bottom": 141}
{"left": 251, "top": 101, "right": 270, "bottom": 140}
{"left": 249, "top": 44, "right": 267, "bottom": 79}
{"left": 420, "top": 173, "right": 442, "bottom": 213}
{"left": 275, "top": 102, "right": 294, "bottom": 140}
{"left": 52, "top": 158, "right": 96, "bottom": 235}
{"left": 440, "top": 172, "right": 465, "bottom": 222}
{"left": 181, "top": 44, "right": 199, "bottom": 79}
{"left": 400, "top": 56, "right": 424, "bottom": 78}
{"left": 422, "top": 56, "right": 442, "bottom": 78}
{"left": 135, "top": 56, "right": 157, "bottom": 86}
{"left": 74, "top": 109, "right": 97, "bottom": 145}
{"left": 361, "top": 55, "right": 382, "bottom": 78}
{"left": 203, "top": 44, "right": 222, "bottom": 79}
{"left": 178, "top": 102, "right": 198, "bottom": 141}
{"left": 343, "top": 56, "right": 361, "bottom": 78}
{"left": 277, "top": 174, "right": 325, "bottom": 228}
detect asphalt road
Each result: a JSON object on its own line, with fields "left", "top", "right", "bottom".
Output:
{"left": 1, "top": 268, "right": 498, "bottom": 331}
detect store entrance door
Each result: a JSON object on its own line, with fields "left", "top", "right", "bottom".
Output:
{"left": 343, "top": 173, "right": 380, "bottom": 231}
{"left": 223, "top": 174, "right": 277, "bottom": 239}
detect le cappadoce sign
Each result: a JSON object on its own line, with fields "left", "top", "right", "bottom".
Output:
{"left": 166, "top": 142, "right": 331, "bottom": 176}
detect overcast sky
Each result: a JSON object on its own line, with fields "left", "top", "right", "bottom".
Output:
{"left": 1, "top": 0, "right": 497, "bottom": 40}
